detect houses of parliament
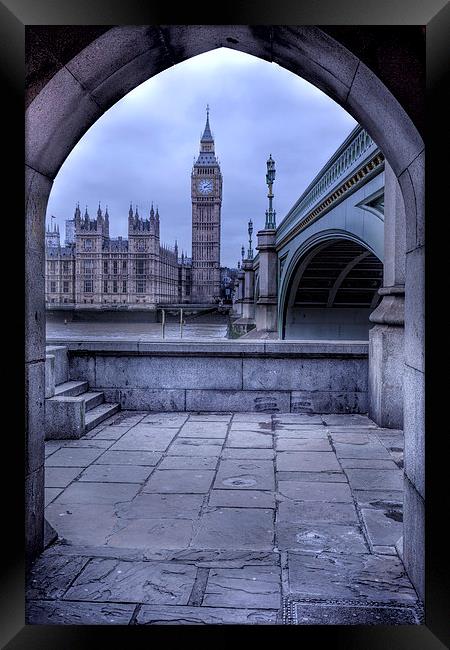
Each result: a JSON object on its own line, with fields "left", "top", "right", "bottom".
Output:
{"left": 45, "top": 109, "right": 223, "bottom": 309}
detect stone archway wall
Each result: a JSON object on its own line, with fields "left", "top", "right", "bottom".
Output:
{"left": 25, "top": 26, "right": 425, "bottom": 598}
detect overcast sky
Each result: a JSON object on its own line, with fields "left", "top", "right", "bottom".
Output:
{"left": 46, "top": 48, "right": 357, "bottom": 267}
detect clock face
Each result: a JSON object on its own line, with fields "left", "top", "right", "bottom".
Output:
{"left": 197, "top": 179, "right": 213, "bottom": 195}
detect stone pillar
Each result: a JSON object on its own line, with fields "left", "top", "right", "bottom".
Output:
{"left": 233, "top": 268, "right": 245, "bottom": 317}
{"left": 242, "top": 259, "right": 255, "bottom": 320}
{"left": 26, "top": 165, "right": 51, "bottom": 567}
{"left": 368, "top": 161, "right": 406, "bottom": 428}
{"left": 255, "top": 229, "right": 278, "bottom": 332}
{"left": 399, "top": 150, "right": 425, "bottom": 601}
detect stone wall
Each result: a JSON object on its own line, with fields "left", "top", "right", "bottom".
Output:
{"left": 48, "top": 341, "right": 369, "bottom": 414}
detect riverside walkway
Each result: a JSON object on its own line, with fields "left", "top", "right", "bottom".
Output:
{"left": 27, "top": 411, "right": 421, "bottom": 625}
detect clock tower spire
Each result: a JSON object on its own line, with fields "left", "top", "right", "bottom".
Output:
{"left": 191, "top": 106, "right": 222, "bottom": 303}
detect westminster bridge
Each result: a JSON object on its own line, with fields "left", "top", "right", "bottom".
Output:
{"left": 232, "top": 125, "right": 390, "bottom": 342}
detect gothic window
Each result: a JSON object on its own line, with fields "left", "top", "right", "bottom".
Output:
{"left": 137, "top": 280, "right": 145, "bottom": 293}
{"left": 63, "top": 261, "right": 69, "bottom": 273}
{"left": 122, "top": 260, "right": 127, "bottom": 271}
{"left": 84, "top": 239, "right": 93, "bottom": 251}
{"left": 122, "top": 281, "right": 127, "bottom": 293}
{"left": 137, "top": 239, "right": 146, "bottom": 251}
{"left": 104, "top": 281, "right": 108, "bottom": 293}
{"left": 113, "top": 281, "right": 118, "bottom": 293}
{"left": 103, "top": 260, "right": 108, "bottom": 274}
{"left": 84, "top": 279, "right": 93, "bottom": 293}
{"left": 50, "top": 281, "right": 56, "bottom": 293}
{"left": 84, "top": 259, "right": 93, "bottom": 273}
{"left": 113, "top": 260, "right": 118, "bottom": 275}
{"left": 136, "top": 259, "right": 145, "bottom": 275}
{"left": 63, "top": 281, "right": 69, "bottom": 293}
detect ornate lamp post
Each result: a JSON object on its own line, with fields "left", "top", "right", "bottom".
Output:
{"left": 234, "top": 249, "right": 245, "bottom": 318}
{"left": 255, "top": 154, "right": 279, "bottom": 333}
{"left": 265, "top": 155, "right": 276, "bottom": 229}
{"left": 247, "top": 219, "right": 253, "bottom": 260}
{"left": 242, "top": 218, "right": 256, "bottom": 321}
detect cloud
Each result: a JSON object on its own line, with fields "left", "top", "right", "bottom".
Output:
{"left": 46, "top": 47, "right": 357, "bottom": 266}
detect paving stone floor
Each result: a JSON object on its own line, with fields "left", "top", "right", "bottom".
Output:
{"left": 27, "top": 411, "right": 420, "bottom": 625}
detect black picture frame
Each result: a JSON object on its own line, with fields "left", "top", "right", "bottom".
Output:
{"left": 4, "top": 0, "right": 449, "bottom": 646}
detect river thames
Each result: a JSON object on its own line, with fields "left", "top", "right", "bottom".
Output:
{"left": 46, "top": 315, "right": 229, "bottom": 341}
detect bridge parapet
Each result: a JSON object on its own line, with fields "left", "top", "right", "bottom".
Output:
{"left": 276, "top": 126, "right": 379, "bottom": 244}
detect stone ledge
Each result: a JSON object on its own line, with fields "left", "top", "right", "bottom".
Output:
{"left": 47, "top": 338, "right": 369, "bottom": 358}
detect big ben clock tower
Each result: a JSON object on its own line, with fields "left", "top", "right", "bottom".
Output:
{"left": 191, "top": 106, "right": 222, "bottom": 303}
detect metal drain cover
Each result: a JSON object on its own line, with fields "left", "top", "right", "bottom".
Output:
{"left": 283, "top": 597, "right": 424, "bottom": 625}
{"left": 222, "top": 477, "right": 257, "bottom": 487}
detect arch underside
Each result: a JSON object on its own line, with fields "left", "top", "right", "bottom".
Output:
{"left": 283, "top": 239, "right": 382, "bottom": 340}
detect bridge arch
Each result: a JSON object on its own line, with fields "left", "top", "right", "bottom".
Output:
{"left": 279, "top": 228, "right": 381, "bottom": 336}
{"left": 280, "top": 232, "right": 383, "bottom": 339}
{"left": 25, "top": 26, "right": 424, "bottom": 597}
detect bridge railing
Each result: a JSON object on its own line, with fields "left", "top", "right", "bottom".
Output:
{"left": 276, "top": 125, "right": 379, "bottom": 241}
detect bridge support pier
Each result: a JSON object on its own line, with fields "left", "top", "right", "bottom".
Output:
{"left": 255, "top": 229, "right": 278, "bottom": 333}
{"left": 368, "top": 161, "right": 406, "bottom": 429}
{"left": 242, "top": 259, "right": 255, "bottom": 321}
{"left": 232, "top": 267, "right": 245, "bottom": 318}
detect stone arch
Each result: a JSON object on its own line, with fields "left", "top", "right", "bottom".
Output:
{"left": 25, "top": 26, "right": 424, "bottom": 598}
{"left": 280, "top": 234, "right": 383, "bottom": 340}
{"left": 278, "top": 228, "right": 380, "bottom": 335}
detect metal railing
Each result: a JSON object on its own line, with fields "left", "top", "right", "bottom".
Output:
{"left": 159, "top": 308, "right": 185, "bottom": 339}
{"left": 277, "top": 126, "right": 377, "bottom": 238}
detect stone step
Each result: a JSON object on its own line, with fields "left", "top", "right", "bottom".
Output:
{"left": 46, "top": 345, "right": 69, "bottom": 385}
{"left": 83, "top": 392, "right": 104, "bottom": 412}
{"left": 54, "top": 380, "right": 89, "bottom": 397}
{"left": 85, "top": 403, "right": 120, "bottom": 432}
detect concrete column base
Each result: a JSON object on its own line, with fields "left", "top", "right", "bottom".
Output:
{"left": 368, "top": 289, "right": 404, "bottom": 429}
{"left": 233, "top": 300, "right": 243, "bottom": 318}
{"left": 242, "top": 300, "right": 255, "bottom": 320}
{"left": 255, "top": 300, "right": 278, "bottom": 333}
{"left": 368, "top": 324, "right": 404, "bottom": 428}
{"left": 403, "top": 475, "right": 425, "bottom": 601}
{"left": 25, "top": 467, "right": 45, "bottom": 568}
